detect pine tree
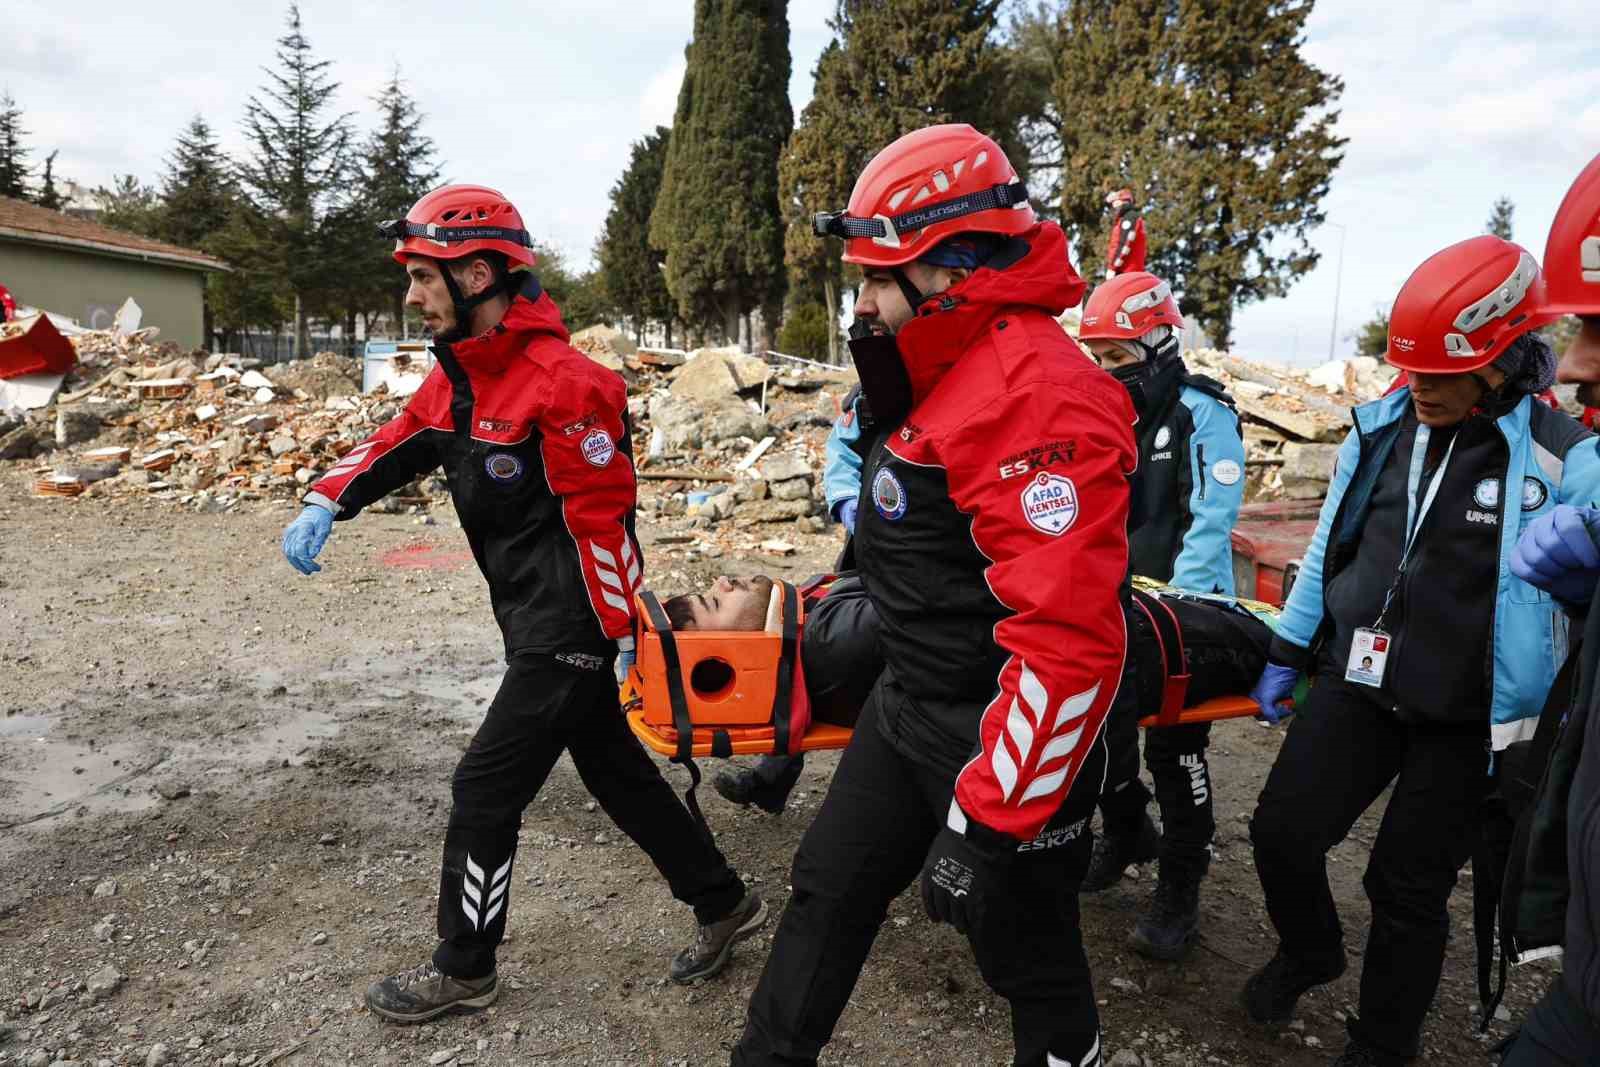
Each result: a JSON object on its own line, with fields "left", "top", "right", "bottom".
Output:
{"left": 157, "top": 116, "right": 241, "bottom": 345}
{"left": 238, "top": 5, "right": 354, "bottom": 359}
{"left": 650, "top": 0, "right": 792, "bottom": 344}
{"left": 355, "top": 70, "right": 441, "bottom": 334}
{"left": 1045, "top": 0, "right": 1345, "bottom": 349}
{"left": 1487, "top": 196, "right": 1515, "bottom": 241}
{"left": 779, "top": 1, "right": 1022, "bottom": 360}
{"left": 94, "top": 175, "right": 163, "bottom": 236}
{"left": 207, "top": 200, "right": 290, "bottom": 348}
{"left": 1351, "top": 305, "right": 1390, "bottom": 360}
{"left": 37, "top": 151, "right": 65, "bottom": 210}
{"left": 598, "top": 127, "right": 676, "bottom": 344}
{"left": 0, "top": 91, "right": 31, "bottom": 199}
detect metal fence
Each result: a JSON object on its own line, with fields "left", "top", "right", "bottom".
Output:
{"left": 222, "top": 331, "right": 362, "bottom": 364}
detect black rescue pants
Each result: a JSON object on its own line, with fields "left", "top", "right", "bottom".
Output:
{"left": 1099, "top": 675, "right": 1214, "bottom": 882}
{"left": 731, "top": 686, "right": 1107, "bottom": 1067}
{"left": 1250, "top": 671, "right": 1491, "bottom": 1060}
{"left": 433, "top": 655, "right": 745, "bottom": 979}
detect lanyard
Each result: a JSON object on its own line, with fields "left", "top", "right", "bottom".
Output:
{"left": 1376, "top": 424, "right": 1458, "bottom": 629}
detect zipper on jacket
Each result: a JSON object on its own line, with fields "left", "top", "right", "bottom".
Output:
{"left": 1196, "top": 442, "right": 1207, "bottom": 501}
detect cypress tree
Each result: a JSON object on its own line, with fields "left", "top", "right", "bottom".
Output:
{"left": 779, "top": 0, "right": 1022, "bottom": 358}
{"left": 598, "top": 127, "right": 676, "bottom": 344}
{"left": 0, "top": 91, "right": 31, "bottom": 200}
{"left": 238, "top": 5, "right": 354, "bottom": 359}
{"left": 650, "top": 0, "right": 792, "bottom": 345}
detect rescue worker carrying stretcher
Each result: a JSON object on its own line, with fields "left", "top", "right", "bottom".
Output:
{"left": 1076, "top": 271, "right": 1247, "bottom": 962}
{"left": 1242, "top": 234, "right": 1600, "bottom": 1066}
{"left": 728, "top": 123, "right": 1136, "bottom": 1067}
{"left": 278, "top": 184, "right": 762, "bottom": 1024}
{"left": 1496, "top": 151, "right": 1600, "bottom": 1066}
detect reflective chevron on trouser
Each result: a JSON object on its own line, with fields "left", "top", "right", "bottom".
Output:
{"left": 461, "top": 853, "right": 513, "bottom": 931}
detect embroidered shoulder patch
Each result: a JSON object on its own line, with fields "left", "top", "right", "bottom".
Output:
{"left": 1021, "top": 472, "right": 1079, "bottom": 536}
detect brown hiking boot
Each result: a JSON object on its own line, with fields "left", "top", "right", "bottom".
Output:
{"left": 669, "top": 889, "right": 768, "bottom": 984}
{"left": 364, "top": 960, "right": 498, "bottom": 1023}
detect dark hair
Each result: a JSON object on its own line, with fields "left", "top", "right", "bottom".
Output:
{"left": 662, "top": 593, "right": 697, "bottom": 631}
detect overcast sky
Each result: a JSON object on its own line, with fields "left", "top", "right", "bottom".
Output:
{"left": 8, "top": 0, "right": 1600, "bottom": 364}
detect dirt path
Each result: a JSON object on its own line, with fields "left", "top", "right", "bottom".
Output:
{"left": 0, "top": 475, "right": 1554, "bottom": 1065}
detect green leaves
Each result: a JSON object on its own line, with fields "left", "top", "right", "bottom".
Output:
{"left": 1038, "top": 0, "right": 1345, "bottom": 349}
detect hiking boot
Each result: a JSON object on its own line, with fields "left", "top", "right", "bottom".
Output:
{"left": 670, "top": 889, "right": 768, "bottom": 984}
{"left": 713, "top": 757, "right": 802, "bottom": 815}
{"left": 1129, "top": 874, "right": 1200, "bottom": 961}
{"left": 1332, "top": 1027, "right": 1408, "bottom": 1066}
{"left": 1080, "top": 813, "right": 1160, "bottom": 892}
{"left": 1239, "top": 949, "right": 1346, "bottom": 1025}
{"left": 364, "top": 961, "right": 498, "bottom": 1023}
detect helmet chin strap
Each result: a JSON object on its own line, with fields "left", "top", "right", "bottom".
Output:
{"left": 889, "top": 267, "right": 931, "bottom": 315}
{"left": 436, "top": 261, "right": 515, "bottom": 342}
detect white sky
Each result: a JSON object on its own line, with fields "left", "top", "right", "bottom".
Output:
{"left": 7, "top": 0, "right": 1600, "bottom": 364}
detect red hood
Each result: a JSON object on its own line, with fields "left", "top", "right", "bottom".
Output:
{"left": 446, "top": 278, "right": 571, "bottom": 374}
{"left": 894, "top": 222, "right": 1085, "bottom": 404}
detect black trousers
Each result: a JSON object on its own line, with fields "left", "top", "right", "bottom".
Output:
{"left": 432, "top": 656, "right": 745, "bottom": 979}
{"left": 1099, "top": 677, "right": 1214, "bottom": 880}
{"left": 1250, "top": 671, "right": 1490, "bottom": 1059}
{"left": 731, "top": 687, "right": 1106, "bottom": 1067}
{"left": 1497, "top": 979, "right": 1600, "bottom": 1066}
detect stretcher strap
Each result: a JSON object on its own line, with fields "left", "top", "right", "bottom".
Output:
{"left": 638, "top": 591, "right": 723, "bottom": 839}
{"left": 1132, "top": 589, "right": 1191, "bottom": 726}
{"left": 770, "top": 581, "right": 800, "bottom": 757}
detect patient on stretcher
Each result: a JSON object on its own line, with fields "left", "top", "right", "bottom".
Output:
{"left": 650, "top": 573, "right": 1275, "bottom": 815}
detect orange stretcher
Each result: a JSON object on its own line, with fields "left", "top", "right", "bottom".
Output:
{"left": 622, "top": 579, "right": 1277, "bottom": 764}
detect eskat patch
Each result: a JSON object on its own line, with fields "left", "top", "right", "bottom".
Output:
{"left": 1021, "top": 472, "right": 1079, "bottom": 536}
{"left": 485, "top": 452, "right": 525, "bottom": 483}
{"left": 581, "top": 429, "right": 615, "bottom": 468}
{"left": 872, "top": 467, "right": 907, "bottom": 521}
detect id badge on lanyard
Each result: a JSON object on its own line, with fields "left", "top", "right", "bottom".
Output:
{"left": 1347, "top": 425, "right": 1457, "bottom": 689}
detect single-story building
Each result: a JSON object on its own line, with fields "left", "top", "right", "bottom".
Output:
{"left": 0, "top": 196, "right": 227, "bottom": 349}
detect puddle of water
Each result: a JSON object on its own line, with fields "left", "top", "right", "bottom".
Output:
{"left": 177, "top": 705, "right": 344, "bottom": 770}
{"left": 407, "top": 671, "right": 504, "bottom": 723}
{"left": 0, "top": 714, "right": 163, "bottom": 824}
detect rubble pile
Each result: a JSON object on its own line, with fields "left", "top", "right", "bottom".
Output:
{"left": 1183, "top": 349, "right": 1399, "bottom": 500}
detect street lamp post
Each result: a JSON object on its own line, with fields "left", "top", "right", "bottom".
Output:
{"left": 1326, "top": 221, "right": 1347, "bottom": 363}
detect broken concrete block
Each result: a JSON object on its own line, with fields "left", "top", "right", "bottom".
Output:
{"left": 268, "top": 436, "right": 298, "bottom": 458}
{"left": 1279, "top": 442, "right": 1341, "bottom": 499}
{"left": 759, "top": 454, "right": 812, "bottom": 483}
{"left": 769, "top": 477, "right": 812, "bottom": 501}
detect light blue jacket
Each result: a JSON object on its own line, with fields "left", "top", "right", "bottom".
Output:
{"left": 1275, "top": 387, "right": 1600, "bottom": 750}
{"left": 823, "top": 391, "right": 866, "bottom": 516}
{"left": 1171, "top": 386, "right": 1247, "bottom": 594}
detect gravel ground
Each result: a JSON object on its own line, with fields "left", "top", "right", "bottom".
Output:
{"left": 0, "top": 472, "right": 1557, "bottom": 1066}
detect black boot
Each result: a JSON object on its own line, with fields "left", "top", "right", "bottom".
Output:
{"left": 1130, "top": 868, "right": 1201, "bottom": 961}
{"left": 1080, "top": 813, "right": 1160, "bottom": 892}
{"left": 713, "top": 755, "right": 804, "bottom": 815}
{"left": 1239, "top": 948, "right": 1347, "bottom": 1025}
{"left": 1332, "top": 1021, "right": 1409, "bottom": 1066}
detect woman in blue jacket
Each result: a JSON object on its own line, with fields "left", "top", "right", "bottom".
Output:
{"left": 1243, "top": 236, "right": 1600, "bottom": 1067}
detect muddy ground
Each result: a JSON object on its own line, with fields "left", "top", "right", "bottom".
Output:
{"left": 0, "top": 475, "right": 1558, "bottom": 1066}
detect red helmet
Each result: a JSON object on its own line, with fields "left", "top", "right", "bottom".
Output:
{"left": 1105, "top": 188, "right": 1135, "bottom": 210}
{"left": 381, "top": 184, "right": 537, "bottom": 269}
{"left": 1384, "top": 235, "right": 1551, "bottom": 374}
{"left": 1543, "top": 152, "right": 1600, "bottom": 317}
{"left": 1079, "top": 272, "right": 1183, "bottom": 340}
{"left": 811, "top": 124, "right": 1035, "bottom": 268}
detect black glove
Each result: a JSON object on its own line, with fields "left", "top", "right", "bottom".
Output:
{"left": 919, "top": 808, "right": 1016, "bottom": 937}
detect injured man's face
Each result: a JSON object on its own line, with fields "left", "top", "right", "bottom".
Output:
{"left": 665, "top": 575, "right": 775, "bottom": 631}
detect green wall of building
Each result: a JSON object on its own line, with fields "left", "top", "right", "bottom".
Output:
{"left": 0, "top": 240, "right": 209, "bottom": 349}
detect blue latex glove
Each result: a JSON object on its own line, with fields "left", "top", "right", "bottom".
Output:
{"left": 1250, "top": 662, "right": 1299, "bottom": 724}
{"left": 282, "top": 504, "right": 335, "bottom": 575}
{"left": 835, "top": 498, "right": 858, "bottom": 534}
{"left": 614, "top": 637, "right": 637, "bottom": 686}
{"left": 1511, "top": 504, "right": 1600, "bottom": 606}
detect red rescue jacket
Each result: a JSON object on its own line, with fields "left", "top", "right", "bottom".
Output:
{"left": 306, "top": 277, "right": 641, "bottom": 659}
{"left": 854, "top": 223, "right": 1137, "bottom": 840}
